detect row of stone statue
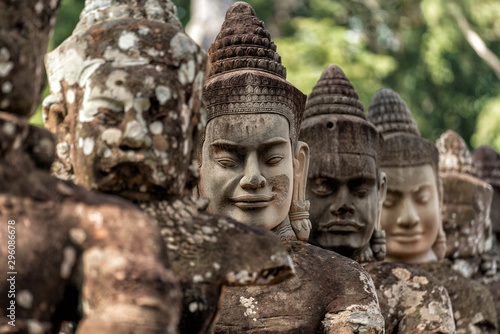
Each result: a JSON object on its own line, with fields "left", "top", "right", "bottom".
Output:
{"left": 0, "top": 0, "right": 499, "bottom": 333}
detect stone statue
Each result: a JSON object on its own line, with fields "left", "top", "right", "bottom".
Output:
{"left": 368, "top": 88, "right": 498, "bottom": 333}
{"left": 0, "top": 2, "right": 181, "bottom": 332}
{"left": 436, "top": 130, "right": 494, "bottom": 276}
{"left": 199, "top": 3, "right": 384, "bottom": 333}
{"left": 43, "top": 0, "right": 294, "bottom": 333}
{"left": 472, "top": 145, "right": 500, "bottom": 331}
{"left": 300, "top": 64, "right": 455, "bottom": 333}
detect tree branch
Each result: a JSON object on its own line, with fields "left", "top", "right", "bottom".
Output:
{"left": 448, "top": 2, "right": 500, "bottom": 79}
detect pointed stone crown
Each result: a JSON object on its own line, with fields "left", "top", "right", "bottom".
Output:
{"left": 77, "top": 0, "right": 182, "bottom": 31}
{"left": 304, "top": 64, "right": 365, "bottom": 119}
{"left": 436, "top": 130, "right": 476, "bottom": 176}
{"left": 367, "top": 88, "right": 420, "bottom": 136}
{"left": 203, "top": 1, "right": 306, "bottom": 143}
{"left": 367, "top": 88, "right": 438, "bottom": 171}
{"left": 473, "top": 146, "right": 500, "bottom": 187}
{"left": 300, "top": 65, "right": 383, "bottom": 176}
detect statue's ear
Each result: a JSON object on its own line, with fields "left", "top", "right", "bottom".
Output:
{"left": 290, "top": 141, "right": 311, "bottom": 241}
{"left": 378, "top": 171, "right": 387, "bottom": 209}
{"left": 42, "top": 93, "right": 66, "bottom": 133}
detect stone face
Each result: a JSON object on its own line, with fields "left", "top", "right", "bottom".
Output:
{"left": 437, "top": 130, "right": 493, "bottom": 260}
{"left": 367, "top": 88, "right": 446, "bottom": 264}
{"left": 301, "top": 66, "right": 454, "bottom": 333}
{"left": 216, "top": 240, "right": 384, "bottom": 334}
{"left": 0, "top": 113, "right": 180, "bottom": 333}
{"left": 416, "top": 260, "right": 498, "bottom": 333}
{"left": 44, "top": 1, "right": 295, "bottom": 332}
{"left": 363, "top": 262, "right": 455, "bottom": 333}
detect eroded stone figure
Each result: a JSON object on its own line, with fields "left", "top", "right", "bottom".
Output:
{"left": 368, "top": 88, "right": 498, "bottom": 333}
{"left": 43, "top": 0, "right": 294, "bottom": 333}
{"left": 436, "top": 130, "right": 494, "bottom": 277}
{"left": 300, "top": 64, "right": 455, "bottom": 333}
{"left": 199, "top": 3, "right": 384, "bottom": 333}
{"left": 0, "top": 2, "right": 181, "bottom": 333}
{"left": 472, "top": 145, "right": 500, "bottom": 331}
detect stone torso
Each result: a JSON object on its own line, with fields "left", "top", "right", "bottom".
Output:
{"left": 415, "top": 259, "right": 498, "bottom": 333}
{"left": 363, "top": 261, "right": 455, "bottom": 334}
{"left": 216, "top": 240, "right": 384, "bottom": 334}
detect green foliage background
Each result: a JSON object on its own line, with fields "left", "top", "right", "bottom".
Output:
{"left": 33, "top": 0, "right": 500, "bottom": 152}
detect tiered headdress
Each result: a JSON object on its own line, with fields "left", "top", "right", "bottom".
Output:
{"left": 367, "top": 88, "right": 439, "bottom": 172}
{"left": 436, "top": 130, "right": 493, "bottom": 259}
{"left": 473, "top": 146, "right": 500, "bottom": 188}
{"left": 203, "top": 1, "right": 306, "bottom": 143}
{"left": 301, "top": 64, "right": 383, "bottom": 175}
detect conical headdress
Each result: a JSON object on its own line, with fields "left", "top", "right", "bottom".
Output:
{"left": 300, "top": 65, "right": 383, "bottom": 176}
{"left": 367, "top": 88, "right": 438, "bottom": 171}
{"left": 367, "top": 88, "right": 420, "bottom": 137}
{"left": 473, "top": 146, "right": 500, "bottom": 187}
{"left": 304, "top": 64, "right": 365, "bottom": 119}
{"left": 203, "top": 1, "right": 306, "bottom": 143}
{"left": 436, "top": 130, "right": 476, "bottom": 176}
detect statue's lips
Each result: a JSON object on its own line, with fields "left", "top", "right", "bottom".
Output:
{"left": 230, "top": 194, "right": 274, "bottom": 209}
{"left": 390, "top": 232, "right": 423, "bottom": 243}
{"left": 318, "top": 220, "right": 363, "bottom": 232}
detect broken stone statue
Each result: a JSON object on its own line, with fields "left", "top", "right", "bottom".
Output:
{"left": 368, "top": 88, "right": 498, "bottom": 333}
{"left": 300, "top": 64, "right": 455, "bottom": 333}
{"left": 0, "top": 1, "right": 181, "bottom": 333}
{"left": 43, "top": 0, "right": 294, "bottom": 333}
{"left": 472, "top": 145, "right": 500, "bottom": 331}
{"left": 436, "top": 129, "right": 494, "bottom": 278}
{"left": 199, "top": 3, "right": 384, "bottom": 333}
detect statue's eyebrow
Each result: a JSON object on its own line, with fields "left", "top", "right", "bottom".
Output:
{"left": 210, "top": 137, "right": 288, "bottom": 152}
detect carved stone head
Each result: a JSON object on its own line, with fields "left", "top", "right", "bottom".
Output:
{"left": 0, "top": 0, "right": 60, "bottom": 116}
{"left": 300, "top": 64, "right": 387, "bottom": 262}
{"left": 198, "top": 2, "right": 310, "bottom": 237}
{"left": 43, "top": 0, "right": 206, "bottom": 201}
{"left": 436, "top": 130, "right": 493, "bottom": 259}
{"left": 367, "top": 88, "right": 445, "bottom": 264}
{"left": 472, "top": 146, "right": 500, "bottom": 241}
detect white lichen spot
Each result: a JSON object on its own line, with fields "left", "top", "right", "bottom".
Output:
{"left": 89, "top": 211, "right": 103, "bottom": 228}
{"left": 392, "top": 267, "right": 412, "bottom": 282}
{"left": 50, "top": 0, "right": 58, "bottom": 9}
{"left": 178, "top": 59, "right": 196, "bottom": 85}
{"left": 69, "top": 228, "right": 87, "bottom": 245}
{"left": 180, "top": 103, "right": 191, "bottom": 134}
{"left": 138, "top": 26, "right": 150, "bottom": 35}
{"left": 83, "top": 137, "right": 95, "bottom": 156}
{"left": 193, "top": 274, "right": 203, "bottom": 283}
{"left": 170, "top": 33, "right": 199, "bottom": 62}
{"left": 118, "top": 31, "right": 139, "bottom": 51}
{"left": 149, "top": 121, "right": 163, "bottom": 135}
{"left": 66, "top": 89, "right": 75, "bottom": 104}
{"left": 17, "top": 290, "right": 33, "bottom": 309}
{"left": 2, "top": 81, "right": 12, "bottom": 93}
{"left": 240, "top": 296, "right": 258, "bottom": 317}
{"left": 322, "top": 304, "right": 384, "bottom": 333}
{"left": 189, "top": 302, "right": 198, "bottom": 313}
{"left": 155, "top": 85, "right": 171, "bottom": 105}
{"left": 60, "top": 246, "right": 77, "bottom": 279}
{"left": 103, "top": 148, "right": 112, "bottom": 158}
{"left": 2, "top": 122, "right": 15, "bottom": 136}
{"left": 101, "top": 128, "right": 123, "bottom": 146}
{"left": 140, "top": 185, "right": 147, "bottom": 192}
{"left": 56, "top": 142, "right": 69, "bottom": 160}
{"left": 412, "top": 275, "right": 429, "bottom": 285}
{"left": 34, "top": 1, "right": 44, "bottom": 14}
{"left": 78, "top": 137, "right": 83, "bottom": 148}
{"left": 213, "top": 262, "right": 221, "bottom": 271}
{"left": 124, "top": 120, "right": 147, "bottom": 141}
{"left": 0, "top": 48, "right": 13, "bottom": 78}
{"left": 26, "top": 319, "right": 46, "bottom": 334}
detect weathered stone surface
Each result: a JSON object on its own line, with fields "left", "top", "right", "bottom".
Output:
{"left": 0, "top": 0, "right": 60, "bottom": 117}
{"left": 416, "top": 259, "right": 498, "bottom": 333}
{"left": 0, "top": 114, "right": 180, "bottom": 334}
{"left": 216, "top": 240, "right": 384, "bottom": 334}
{"left": 364, "top": 262, "right": 455, "bottom": 333}
{"left": 44, "top": 1, "right": 295, "bottom": 333}
{"left": 437, "top": 130, "right": 493, "bottom": 261}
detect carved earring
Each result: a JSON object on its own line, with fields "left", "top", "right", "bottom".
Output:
{"left": 371, "top": 203, "right": 386, "bottom": 261}
{"left": 289, "top": 199, "right": 311, "bottom": 241}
